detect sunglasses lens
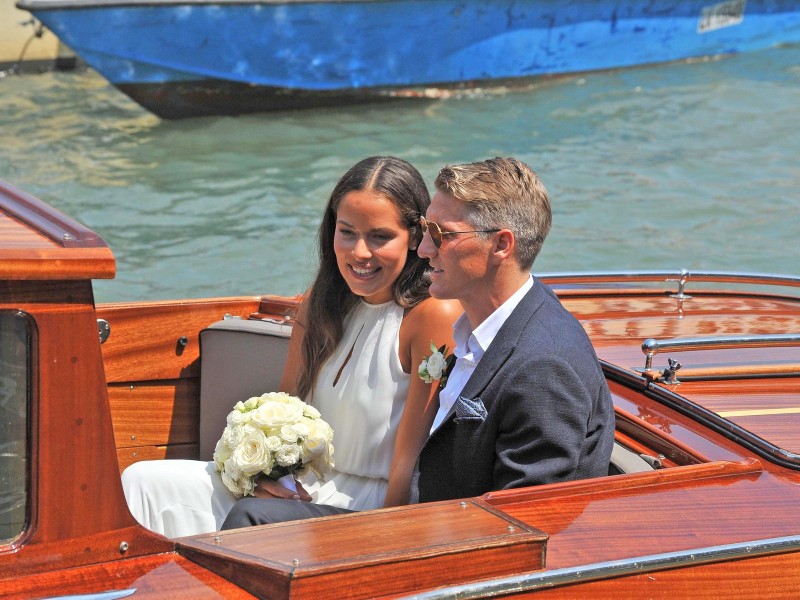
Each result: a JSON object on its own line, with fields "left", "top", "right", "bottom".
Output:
{"left": 421, "top": 218, "right": 442, "bottom": 248}
{"left": 430, "top": 221, "right": 442, "bottom": 248}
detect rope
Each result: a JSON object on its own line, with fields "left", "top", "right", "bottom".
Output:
{"left": 2, "top": 18, "right": 46, "bottom": 76}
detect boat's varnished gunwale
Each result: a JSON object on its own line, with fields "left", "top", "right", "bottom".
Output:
{"left": 2, "top": 552, "right": 258, "bottom": 600}
{"left": 0, "top": 179, "right": 115, "bottom": 279}
{"left": 482, "top": 455, "right": 800, "bottom": 570}
{"left": 398, "top": 534, "right": 800, "bottom": 600}
{"left": 0, "top": 178, "right": 108, "bottom": 249}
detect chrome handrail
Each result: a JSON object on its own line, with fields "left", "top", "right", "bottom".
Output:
{"left": 400, "top": 534, "right": 800, "bottom": 599}
{"left": 538, "top": 269, "right": 800, "bottom": 294}
{"left": 641, "top": 333, "right": 800, "bottom": 370}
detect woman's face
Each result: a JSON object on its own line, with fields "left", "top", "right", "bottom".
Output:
{"left": 333, "top": 189, "right": 414, "bottom": 305}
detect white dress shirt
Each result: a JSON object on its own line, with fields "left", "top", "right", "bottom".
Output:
{"left": 430, "top": 276, "right": 534, "bottom": 433}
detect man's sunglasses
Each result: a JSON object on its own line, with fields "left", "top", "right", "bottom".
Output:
{"left": 419, "top": 216, "right": 500, "bottom": 249}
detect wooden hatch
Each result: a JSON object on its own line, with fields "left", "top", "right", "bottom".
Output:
{"left": 178, "top": 499, "right": 547, "bottom": 599}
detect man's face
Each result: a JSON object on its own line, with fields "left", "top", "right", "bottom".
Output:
{"left": 417, "top": 191, "right": 495, "bottom": 305}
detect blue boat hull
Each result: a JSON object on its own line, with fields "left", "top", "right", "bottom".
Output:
{"left": 17, "top": 0, "right": 800, "bottom": 117}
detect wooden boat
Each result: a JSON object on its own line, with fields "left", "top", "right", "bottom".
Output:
{"left": 2, "top": 176, "right": 800, "bottom": 598}
{"left": 13, "top": 0, "right": 800, "bottom": 118}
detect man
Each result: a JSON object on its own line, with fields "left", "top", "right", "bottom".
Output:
{"left": 411, "top": 157, "right": 614, "bottom": 502}
{"left": 222, "top": 157, "right": 613, "bottom": 528}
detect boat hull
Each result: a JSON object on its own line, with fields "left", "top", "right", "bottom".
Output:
{"left": 17, "top": 0, "right": 800, "bottom": 117}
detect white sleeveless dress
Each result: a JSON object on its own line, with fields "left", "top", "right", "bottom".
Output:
{"left": 122, "top": 299, "right": 409, "bottom": 537}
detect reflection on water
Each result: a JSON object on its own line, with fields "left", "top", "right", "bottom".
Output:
{"left": 1, "top": 46, "right": 799, "bottom": 302}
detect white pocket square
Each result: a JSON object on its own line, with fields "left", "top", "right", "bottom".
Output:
{"left": 455, "top": 396, "right": 488, "bottom": 420}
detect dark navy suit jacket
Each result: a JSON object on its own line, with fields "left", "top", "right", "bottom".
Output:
{"left": 410, "top": 278, "right": 615, "bottom": 503}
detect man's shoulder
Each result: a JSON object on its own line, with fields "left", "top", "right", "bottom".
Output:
{"left": 514, "top": 279, "right": 580, "bottom": 329}
{"left": 511, "top": 280, "right": 597, "bottom": 353}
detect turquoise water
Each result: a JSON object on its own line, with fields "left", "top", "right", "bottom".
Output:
{"left": 1, "top": 46, "right": 798, "bottom": 303}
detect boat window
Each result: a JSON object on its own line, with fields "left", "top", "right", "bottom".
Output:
{"left": 0, "top": 311, "right": 31, "bottom": 542}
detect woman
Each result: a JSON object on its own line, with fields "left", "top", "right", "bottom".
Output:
{"left": 122, "top": 156, "right": 460, "bottom": 537}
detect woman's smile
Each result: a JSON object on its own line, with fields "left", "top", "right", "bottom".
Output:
{"left": 349, "top": 264, "right": 382, "bottom": 278}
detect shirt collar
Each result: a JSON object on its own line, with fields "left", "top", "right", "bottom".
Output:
{"left": 452, "top": 275, "right": 534, "bottom": 362}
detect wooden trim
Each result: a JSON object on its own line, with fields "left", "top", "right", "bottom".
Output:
{"left": 0, "top": 179, "right": 109, "bottom": 249}
{"left": 482, "top": 458, "right": 763, "bottom": 506}
{"left": 2, "top": 553, "right": 257, "bottom": 600}
{"left": 0, "top": 180, "right": 115, "bottom": 280}
{"left": 253, "top": 294, "right": 302, "bottom": 321}
{"left": 98, "top": 297, "right": 262, "bottom": 382}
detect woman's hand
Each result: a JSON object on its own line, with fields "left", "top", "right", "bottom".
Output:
{"left": 253, "top": 475, "right": 313, "bottom": 501}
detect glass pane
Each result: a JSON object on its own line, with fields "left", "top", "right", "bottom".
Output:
{"left": 0, "top": 312, "right": 30, "bottom": 541}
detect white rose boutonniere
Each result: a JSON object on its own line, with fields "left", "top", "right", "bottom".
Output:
{"left": 418, "top": 341, "right": 456, "bottom": 388}
{"left": 213, "top": 391, "right": 335, "bottom": 497}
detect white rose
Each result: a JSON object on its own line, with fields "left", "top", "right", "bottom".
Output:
{"left": 275, "top": 443, "right": 302, "bottom": 467}
{"left": 222, "top": 423, "right": 255, "bottom": 449}
{"left": 305, "top": 419, "right": 333, "bottom": 443}
{"left": 242, "top": 396, "right": 261, "bottom": 411}
{"left": 303, "top": 404, "right": 321, "bottom": 419}
{"left": 303, "top": 420, "right": 334, "bottom": 470}
{"left": 250, "top": 400, "right": 305, "bottom": 430}
{"left": 237, "top": 475, "right": 256, "bottom": 497}
{"left": 212, "top": 436, "right": 232, "bottom": 470}
{"left": 217, "top": 424, "right": 236, "bottom": 450}
{"left": 232, "top": 429, "right": 273, "bottom": 475}
{"left": 222, "top": 456, "right": 242, "bottom": 481}
{"left": 227, "top": 408, "right": 251, "bottom": 427}
{"left": 302, "top": 434, "right": 326, "bottom": 457}
{"left": 280, "top": 424, "right": 300, "bottom": 443}
{"left": 220, "top": 469, "right": 240, "bottom": 495}
{"left": 220, "top": 459, "right": 256, "bottom": 497}
{"left": 264, "top": 435, "right": 282, "bottom": 451}
{"left": 418, "top": 359, "right": 433, "bottom": 383}
{"left": 293, "top": 421, "right": 310, "bottom": 438}
{"left": 425, "top": 351, "right": 446, "bottom": 380}
{"left": 258, "top": 391, "right": 304, "bottom": 406}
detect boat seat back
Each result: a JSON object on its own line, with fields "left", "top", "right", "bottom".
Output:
{"left": 608, "top": 442, "right": 655, "bottom": 475}
{"left": 199, "top": 318, "right": 292, "bottom": 460}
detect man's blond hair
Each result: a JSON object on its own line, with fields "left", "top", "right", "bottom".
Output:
{"left": 434, "top": 157, "right": 551, "bottom": 269}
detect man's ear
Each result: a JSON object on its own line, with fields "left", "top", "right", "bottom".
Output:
{"left": 490, "top": 230, "right": 515, "bottom": 264}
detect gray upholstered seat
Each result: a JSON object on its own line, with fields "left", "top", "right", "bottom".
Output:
{"left": 198, "top": 318, "right": 292, "bottom": 459}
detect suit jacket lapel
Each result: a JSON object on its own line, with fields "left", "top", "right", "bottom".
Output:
{"left": 458, "top": 279, "right": 547, "bottom": 402}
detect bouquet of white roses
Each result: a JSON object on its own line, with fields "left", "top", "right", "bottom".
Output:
{"left": 213, "top": 392, "right": 334, "bottom": 497}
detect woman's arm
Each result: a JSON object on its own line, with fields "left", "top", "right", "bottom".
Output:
{"left": 383, "top": 297, "right": 462, "bottom": 507}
